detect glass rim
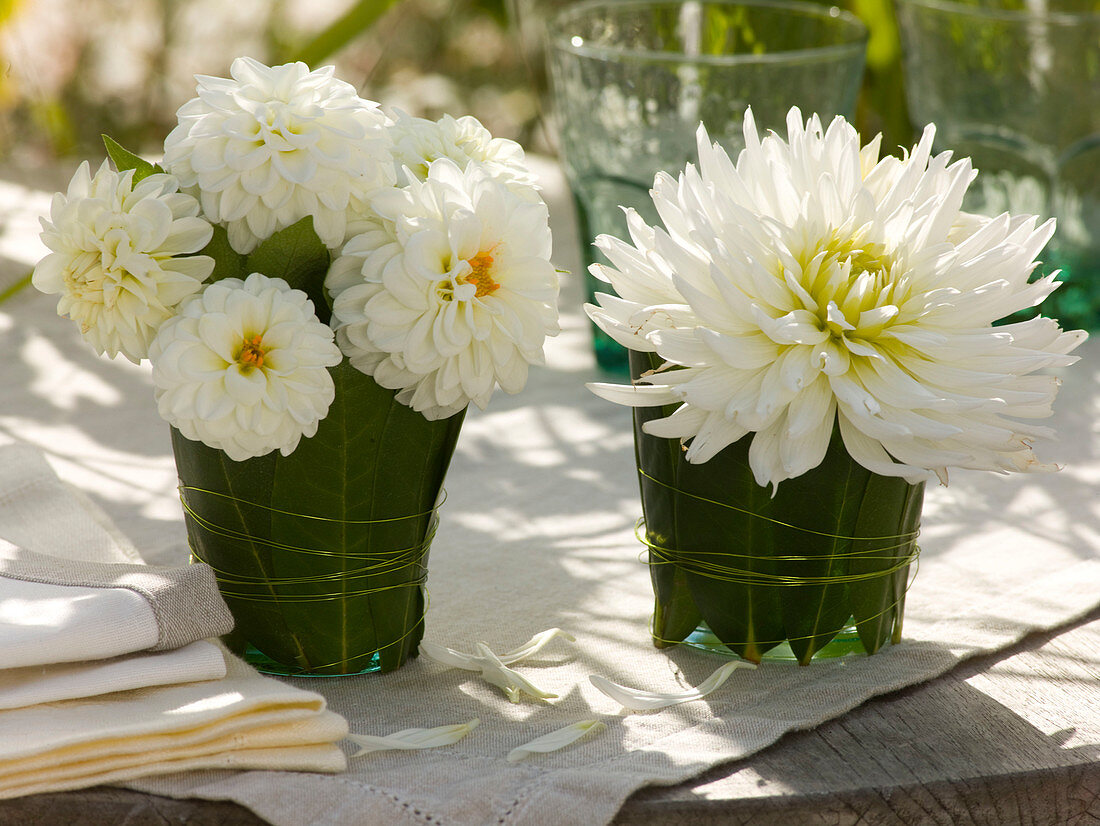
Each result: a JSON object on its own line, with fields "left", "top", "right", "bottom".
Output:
{"left": 895, "top": 0, "right": 1100, "bottom": 23}
{"left": 547, "top": 0, "right": 868, "bottom": 66}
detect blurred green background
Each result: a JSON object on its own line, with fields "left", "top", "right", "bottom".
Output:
{"left": 0, "top": 0, "right": 912, "bottom": 167}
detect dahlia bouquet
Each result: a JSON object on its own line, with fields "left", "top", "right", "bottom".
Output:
{"left": 588, "top": 108, "right": 1085, "bottom": 664}
{"left": 33, "top": 58, "right": 560, "bottom": 676}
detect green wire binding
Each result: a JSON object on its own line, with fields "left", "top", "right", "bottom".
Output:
{"left": 178, "top": 485, "right": 440, "bottom": 600}
{"left": 637, "top": 469, "right": 920, "bottom": 542}
{"left": 634, "top": 469, "right": 921, "bottom": 652}
{"left": 637, "top": 518, "right": 921, "bottom": 587}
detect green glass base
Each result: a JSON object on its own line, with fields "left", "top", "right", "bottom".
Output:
{"left": 243, "top": 644, "right": 382, "bottom": 677}
{"left": 681, "top": 619, "right": 872, "bottom": 663}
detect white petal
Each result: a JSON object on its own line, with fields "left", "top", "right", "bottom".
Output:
{"left": 419, "top": 628, "right": 574, "bottom": 671}
{"left": 418, "top": 641, "right": 481, "bottom": 671}
{"left": 474, "top": 643, "right": 558, "bottom": 703}
{"left": 506, "top": 721, "right": 607, "bottom": 763}
{"left": 587, "top": 382, "right": 679, "bottom": 408}
{"left": 497, "top": 628, "right": 576, "bottom": 665}
{"left": 347, "top": 719, "right": 479, "bottom": 757}
{"left": 589, "top": 661, "right": 755, "bottom": 713}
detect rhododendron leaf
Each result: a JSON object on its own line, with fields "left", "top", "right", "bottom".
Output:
{"left": 244, "top": 217, "right": 330, "bottom": 323}
{"left": 266, "top": 362, "right": 465, "bottom": 674}
{"left": 101, "top": 134, "right": 162, "bottom": 183}
{"left": 630, "top": 352, "right": 924, "bottom": 665}
{"left": 849, "top": 476, "right": 924, "bottom": 653}
{"left": 650, "top": 564, "right": 701, "bottom": 650}
{"left": 200, "top": 225, "right": 245, "bottom": 285}
{"left": 171, "top": 363, "right": 465, "bottom": 675}
{"left": 775, "top": 431, "right": 871, "bottom": 665}
{"left": 631, "top": 350, "right": 783, "bottom": 663}
{"left": 169, "top": 428, "right": 287, "bottom": 660}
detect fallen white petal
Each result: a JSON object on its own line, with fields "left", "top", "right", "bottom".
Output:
{"left": 346, "top": 719, "right": 480, "bottom": 757}
{"left": 419, "top": 628, "right": 575, "bottom": 671}
{"left": 497, "top": 628, "right": 576, "bottom": 665}
{"left": 475, "top": 643, "right": 558, "bottom": 704}
{"left": 507, "top": 720, "right": 607, "bottom": 763}
{"left": 589, "top": 661, "right": 755, "bottom": 712}
{"left": 418, "top": 641, "right": 481, "bottom": 671}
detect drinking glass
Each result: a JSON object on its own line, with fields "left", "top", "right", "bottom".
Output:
{"left": 898, "top": 0, "right": 1100, "bottom": 330}
{"left": 546, "top": 0, "right": 868, "bottom": 372}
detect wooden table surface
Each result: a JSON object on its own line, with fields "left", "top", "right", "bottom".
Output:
{"left": 3, "top": 606, "right": 1098, "bottom": 825}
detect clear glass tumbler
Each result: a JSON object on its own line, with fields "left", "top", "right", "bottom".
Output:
{"left": 546, "top": 0, "right": 868, "bottom": 373}
{"left": 898, "top": 0, "right": 1100, "bottom": 331}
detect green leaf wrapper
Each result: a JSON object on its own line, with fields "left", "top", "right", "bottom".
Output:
{"left": 170, "top": 217, "right": 465, "bottom": 675}
{"left": 173, "top": 368, "right": 464, "bottom": 675}
{"left": 631, "top": 352, "right": 922, "bottom": 665}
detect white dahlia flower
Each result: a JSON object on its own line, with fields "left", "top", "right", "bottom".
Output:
{"left": 150, "top": 272, "right": 342, "bottom": 461}
{"left": 587, "top": 108, "right": 1086, "bottom": 489}
{"left": 388, "top": 111, "right": 539, "bottom": 197}
{"left": 162, "top": 56, "right": 395, "bottom": 254}
{"left": 326, "top": 158, "right": 559, "bottom": 420}
{"left": 33, "top": 160, "right": 214, "bottom": 363}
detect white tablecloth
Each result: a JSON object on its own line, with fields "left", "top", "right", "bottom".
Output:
{"left": 1, "top": 158, "right": 1098, "bottom": 826}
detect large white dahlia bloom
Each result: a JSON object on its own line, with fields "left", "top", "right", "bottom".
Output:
{"left": 162, "top": 57, "right": 395, "bottom": 254}
{"left": 326, "top": 158, "right": 560, "bottom": 420}
{"left": 388, "top": 111, "right": 539, "bottom": 197}
{"left": 149, "top": 272, "right": 342, "bottom": 461}
{"left": 33, "top": 160, "right": 214, "bottom": 363}
{"left": 587, "top": 108, "right": 1086, "bottom": 489}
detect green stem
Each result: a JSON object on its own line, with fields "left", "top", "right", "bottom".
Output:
{"left": 289, "top": 0, "right": 400, "bottom": 65}
{"left": 0, "top": 272, "right": 32, "bottom": 306}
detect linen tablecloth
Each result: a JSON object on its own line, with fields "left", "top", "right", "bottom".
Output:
{"left": 1, "top": 157, "right": 1098, "bottom": 825}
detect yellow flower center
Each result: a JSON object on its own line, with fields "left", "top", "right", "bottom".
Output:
{"left": 827, "top": 234, "right": 892, "bottom": 280}
{"left": 463, "top": 251, "right": 501, "bottom": 298}
{"left": 436, "top": 249, "right": 503, "bottom": 303}
{"left": 237, "top": 335, "right": 267, "bottom": 370}
{"left": 794, "top": 232, "right": 901, "bottom": 337}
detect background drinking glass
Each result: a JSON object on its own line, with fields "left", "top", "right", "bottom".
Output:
{"left": 897, "top": 0, "right": 1100, "bottom": 331}
{"left": 546, "top": 0, "right": 868, "bottom": 373}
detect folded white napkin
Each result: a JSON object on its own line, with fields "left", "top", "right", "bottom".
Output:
{"left": 0, "top": 545, "right": 234, "bottom": 667}
{"left": 0, "top": 443, "right": 350, "bottom": 798}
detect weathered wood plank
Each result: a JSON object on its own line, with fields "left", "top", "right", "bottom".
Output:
{"left": 614, "top": 610, "right": 1100, "bottom": 824}
{"left": 0, "top": 786, "right": 267, "bottom": 826}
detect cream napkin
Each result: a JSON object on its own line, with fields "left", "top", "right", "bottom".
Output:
{"left": 0, "top": 443, "right": 350, "bottom": 797}
{"left": 0, "top": 641, "right": 227, "bottom": 710}
{"left": 0, "top": 651, "right": 348, "bottom": 799}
